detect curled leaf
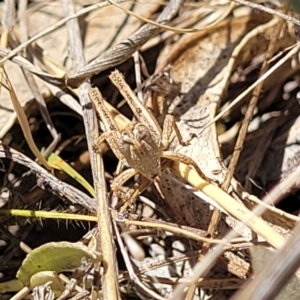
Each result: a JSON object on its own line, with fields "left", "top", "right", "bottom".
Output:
{"left": 30, "top": 271, "right": 64, "bottom": 296}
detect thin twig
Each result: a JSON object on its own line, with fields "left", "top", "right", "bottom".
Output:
{"left": 61, "top": 0, "right": 120, "bottom": 299}
{"left": 224, "top": 9, "right": 288, "bottom": 191}
{"left": 231, "top": 0, "right": 300, "bottom": 27}
{"left": 203, "top": 43, "right": 300, "bottom": 129}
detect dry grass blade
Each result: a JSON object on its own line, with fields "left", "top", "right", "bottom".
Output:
{"left": 17, "top": 1, "right": 60, "bottom": 156}
{"left": 0, "top": 67, "right": 51, "bottom": 170}
{"left": 112, "top": 210, "right": 229, "bottom": 244}
{"left": 0, "top": 46, "right": 64, "bottom": 86}
{"left": 223, "top": 9, "right": 289, "bottom": 191}
{"left": 62, "top": 0, "right": 120, "bottom": 298}
{"left": 203, "top": 43, "right": 300, "bottom": 129}
{"left": 172, "top": 163, "right": 285, "bottom": 249}
{"left": 67, "top": 0, "right": 185, "bottom": 87}
{"left": 108, "top": 0, "right": 235, "bottom": 33}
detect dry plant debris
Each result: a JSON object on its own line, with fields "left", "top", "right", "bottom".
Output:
{"left": 0, "top": 0, "right": 300, "bottom": 299}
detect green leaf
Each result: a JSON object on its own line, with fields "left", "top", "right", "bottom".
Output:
{"left": 17, "top": 241, "right": 102, "bottom": 286}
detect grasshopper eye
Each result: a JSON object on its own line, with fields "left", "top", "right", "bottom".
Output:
{"left": 121, "top": 132, "right": 134, "bottom": 145}
{"left": 118, "top": 132, "right": 134, "bottom": 156}
{"left": 134, "top": 124, "right": 152, "bottom": 143}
